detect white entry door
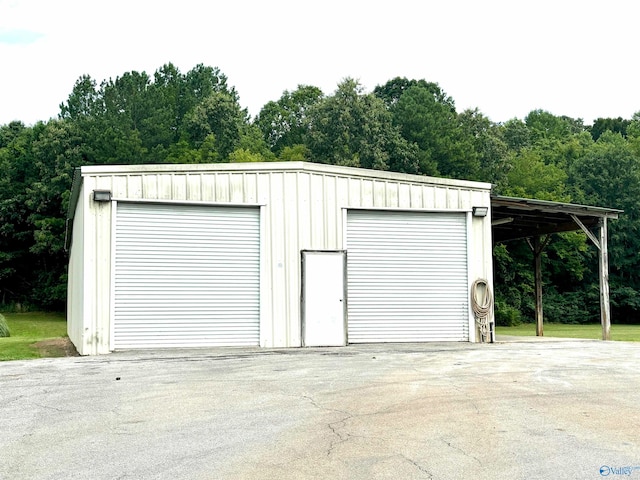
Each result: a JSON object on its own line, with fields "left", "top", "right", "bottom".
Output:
{"left": 302, "top": 251, "right": 346, "bottom": 346}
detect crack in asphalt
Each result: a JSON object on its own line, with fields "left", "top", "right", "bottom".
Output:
{"left": 27, "top": 402, "right": 70, "bottom": 413}
{"left": 400, "top": 454, "right": 434, "bottom": 478}
{"left": 301, "top": 393, "right": 426, "bottom": 464}
{"left": 441, "top": 437, "right": 482, "bottom": 465}
{"left": 0, "top": 394, "right": 25, "bottom": 406}
{"left": 300, "top": 394, "right": 355, "bottom": 456}
{"left": 327, "top": 417, "right": 354, "bottom": 456}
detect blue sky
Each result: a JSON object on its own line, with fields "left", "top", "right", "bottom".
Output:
{"left": 1, "top": 0, "right": 639, "bottom": 126}
{"left": 0, "top": 28, "right": 43, "bottom": 44}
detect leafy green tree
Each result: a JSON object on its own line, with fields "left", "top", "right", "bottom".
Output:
{"left": 458, "top": 108, "right": 510, "bottom": 187}
{"left": 571, "top": 131, "right": 639, "bottom": 215}
{"left": 164, "top": 137, "right": 215, "bottom": 164}
{"left": 627, "top": 112, "right": 640, "bottom": 137}
{"left": 501, "top": 118, "right": 531, "bottom": 152}
{"left": 0, "top": 122, "right": 38, "bottom": 307}
{"left": 571, "top": 132, "right": 640, "bottom": 257}
{"left": 589, "top": 117, "right": 630, "bottom": 142}
{"left": 525, "top": 110, "right": 584, "bottom": 144}
{"left": 626, "top": 111, "right": 640, "bottom": 157}
{"left": 59, "top": 63, "right": 246, "bottom": 165}
{"left": 60, "top": 71, "right": 150, "bottom": 165}
{"left": 374, "top": 77, "right": 455, "bottom": 110}
{"left": 304, "top": 79, "right": 420, "bottom": 173}
{"left": 387, "top": 83, "right": 479, "bottom": 179}
{"left": 26, "top": 121, "right": 87, "bottom": 308}
{"left": 146, "top": 63, "right": 239, "bottom": 153}
{"left": 278, "top": 144, "right": 310, "bottom": 161}
{"left": 59, "top": 75, "right": 103, "bottom": 120}
{"left": 228, "top": 149, "right": 265, "bottom": 163}
{"left": 493, "top": 242, "right": 534, "bottom": 325}
{"left": 510, "top": 112, "right": 592, "bottom": 199}
{"left": 237, "top": 124, "right": 276, "bottom": 161}
{"left": 504, "top": 148, "right": 570, "bottom": 201}
{"left": 101, "top": 71, "right": 152, "bottom": 131}
{"left": 183, "top": 91, "right": 248, "bottom": 161}
{"left": 0, "top": 120, "right": 85, "bottom": 309}
{"left": 255, "top": 85, "right": 323, "bottom": 154}
{"left": 183, "top": 63, "right": 239, "bottom": 105}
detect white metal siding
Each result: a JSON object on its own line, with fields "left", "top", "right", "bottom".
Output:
{"left": 66, "top": 184, "right": 85, "bottom": 352}
{"left": 113, "top": 203, "right": 260, "bottom": 348}
{"left": 347, "top": 210, "right": 468, "bottom": 342}
{"left": 68, "top": 163, "right": 491, "bottom": 354}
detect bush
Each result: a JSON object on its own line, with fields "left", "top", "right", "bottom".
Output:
{"left": 543, "top": 289, "right": 595, "bottom": 324}
{"left": 0, "top": 313, "right": 10, "bottom": 337}
{"left": 495, "top": 301, "right": 523, "bottom": 327}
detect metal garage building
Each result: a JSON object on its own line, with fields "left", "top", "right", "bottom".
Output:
{"left": 66, "top": 162, "right": 494, "bottom": 355}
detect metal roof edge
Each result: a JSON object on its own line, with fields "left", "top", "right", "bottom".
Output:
{"left": 79, "top": 161, "right": 493, "bottom": 191}
{"left": 491, "top": 194, "right": 622, "bottom": 218}
{"left": 64, "top": 167, "right": 83, "bottom": 252}
{"left": 67, "top": 167, "right": 83, "bottom": 221}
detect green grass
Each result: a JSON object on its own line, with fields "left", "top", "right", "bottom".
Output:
{"left": 496, "top": 323, "right": 640, "bottom": 342}
{"left": 0, "top": 312, "right": 67, "bottom": 361}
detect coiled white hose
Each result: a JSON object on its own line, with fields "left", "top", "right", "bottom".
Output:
{"left": 471, "top": 278, "right": 493, "bottom": 342}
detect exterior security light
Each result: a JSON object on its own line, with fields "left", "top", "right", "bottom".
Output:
{"left": 472, "top": 206, "right": 488, "bottom": 217}
{"left": 93, "top": 190, "right": 112, "bottom": 202}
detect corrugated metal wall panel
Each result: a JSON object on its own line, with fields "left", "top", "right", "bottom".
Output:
{"left": 66, "top": 183, "right": 86, "bottom": 352}
{"left": 347, "top": 210, "right": 468, "bottom": 342}
{"left": 113, "top": 203, "right": 260, "bottom": 348}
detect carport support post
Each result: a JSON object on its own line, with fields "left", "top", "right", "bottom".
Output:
{"left": 534, "top": 236, "right": 544, "bottom": 337}
{"left": 599, "top": 218, "right": 611, "bottom": 341}
{"left": 571, "top": 214, "right": 612, "bottom": 341}
{"left": 527, "top": 235, "right": 551, "bottom": 337}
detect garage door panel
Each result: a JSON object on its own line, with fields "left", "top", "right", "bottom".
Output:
{"left": 113, "top": 203, "right": 260, "bottom": 349}
{"left": 347, "top": 210, "right": 468, "bottom": 343}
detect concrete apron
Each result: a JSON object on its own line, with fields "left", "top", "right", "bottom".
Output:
{"left": 1, "top": 340, "right": 639, "bottom": 480}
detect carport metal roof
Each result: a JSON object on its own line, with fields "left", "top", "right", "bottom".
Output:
{"left": 491, "top": 195, "right": 622, "bottom": 243}
{"left": 490, "top": 195, "right": 622, "bottom": 341}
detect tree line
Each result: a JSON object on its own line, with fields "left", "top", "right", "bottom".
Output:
{"left": 1, "top": 62, "right": 640, "bottom": 325}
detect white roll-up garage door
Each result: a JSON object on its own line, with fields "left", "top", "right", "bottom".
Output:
{"left": 113, "top": 203, "right": 260, "bottom": 349}
{"left": 347, "top": 210, "right": 468, "bottom": 342}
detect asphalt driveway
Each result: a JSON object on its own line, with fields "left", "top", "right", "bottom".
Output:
{"left": 1, "top": 339, "right": 639, "bottom": 480}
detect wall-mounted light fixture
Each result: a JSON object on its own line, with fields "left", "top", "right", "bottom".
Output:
{"left": 93, "top": 190, "right": 112, "bottom": 202}
{"left": 472, "top": 206, "right": 488, "bottom": 217}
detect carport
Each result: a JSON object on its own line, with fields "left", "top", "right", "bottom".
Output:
{"left": 491, "top": 195, "right": 622, "bottom": 340}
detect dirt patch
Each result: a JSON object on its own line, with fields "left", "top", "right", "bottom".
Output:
{"left": 33, "top": 337, "right": 80, "bottom": 358}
